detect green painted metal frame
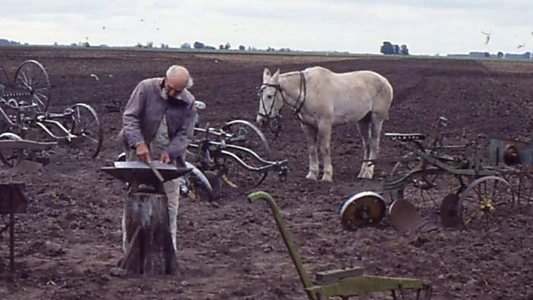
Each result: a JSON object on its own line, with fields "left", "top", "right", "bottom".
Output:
{"left": 247, "top": 191, "right": 433, "bottom": 300}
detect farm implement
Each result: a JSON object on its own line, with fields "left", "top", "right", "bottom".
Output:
{"left": 247, "top": 191, "right": 433, "bottom": 300}
{"left": 117, "top": 101, "right": 289, "bottom": 200}
{"left": 340, "top": 116, "right": 531, "bottom": 233}
{"left": 0, "top": 137, "right": 57, "bottom": 275}
{"left": 0, "top": 59, "right": 103, "bottom": 167}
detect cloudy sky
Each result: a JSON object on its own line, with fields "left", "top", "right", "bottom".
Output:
{"left": 1, "top": 0, "right": 532, "bottom": 55}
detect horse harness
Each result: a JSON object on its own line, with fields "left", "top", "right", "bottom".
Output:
{"left": 257, "top": 71, "right": 307, "bottom": 123}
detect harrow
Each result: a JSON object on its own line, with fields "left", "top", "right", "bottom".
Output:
{"left": 0, "top": 59, "right": 103, "bottom": 167}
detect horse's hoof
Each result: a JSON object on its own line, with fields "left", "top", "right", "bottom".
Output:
{"left": 357, "top": 173, "right": 373, "bottom": 180}
{"left": 321, "top": 176, "right": 333, "bottom": 182}
{"left": 357, "top": 168, "right": 374, "bottom": 180}
{"left": 306, "top": 172, "right": 318, "bottom": 180}
{"left": 321, "top": 172, "right": 333, "bottom": 182}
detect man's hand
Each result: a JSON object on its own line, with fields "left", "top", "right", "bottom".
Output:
{"left": 135, "top": 142, "right": 151, "bottom": 163}
{"left": 160, "top": 152, "right": 171, "bottom": 164}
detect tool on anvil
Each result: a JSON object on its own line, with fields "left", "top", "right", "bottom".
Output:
{"left": 146, "top": 160, "right": 165, "bottom": 183}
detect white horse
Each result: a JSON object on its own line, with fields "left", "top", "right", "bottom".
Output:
{"left": 256, "top": 66, "right": 394, "bottom": 182}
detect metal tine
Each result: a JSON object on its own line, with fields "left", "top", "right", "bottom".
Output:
{"left": 391, "top": 290, "right": 398, "bottom": 300}
{"left": 398, "top": 283, "right": 406, "bottom": 300}
{"left": 425, "top": 286, "right": 433, "bottom": 300}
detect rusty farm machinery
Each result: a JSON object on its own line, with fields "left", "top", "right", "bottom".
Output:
{"left": 247, "top": 191, "right": 433, "bottom": 300}
{"left": 340, "top": 116, "right": 533, "bottom": 233}
{"left": 116, "top": 100, "right": 289, "bottom": 201}
{"left": 185, "top": 117, "right": 289, "bottom": 198}
{"left": 0, "top": 59, "right": 102, "bottom": 274}
{"left": 0, "top": 59, "right": 103, "bottom": 168}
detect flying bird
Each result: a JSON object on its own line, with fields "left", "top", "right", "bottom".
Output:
{"left": 481, "top": 30, "right": 491, "bottom": 44}
{"left": 517, "top": 43, "right": 526, "bottom": 49}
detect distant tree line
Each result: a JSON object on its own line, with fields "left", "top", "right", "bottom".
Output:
{"left": 380, "top": 41, "right": 409, "bottom": 55}
{"left": 0, "top": 37, "right": 378, "bottom": 55}
{"left": 181, "top": 41, "right": 295, "bottom": 53}
{"left": 0, "top": 38, "right": 23, "bottom": 46}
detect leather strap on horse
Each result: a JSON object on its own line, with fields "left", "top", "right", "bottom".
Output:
{"left": 258, "top": 71, "right": 308, "bottom": 140}
{"left": 258, "top": 70, "right": 307, "bottom": 121}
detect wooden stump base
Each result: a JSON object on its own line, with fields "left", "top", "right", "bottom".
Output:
{"left": 116, "top": 191, "right": 178, "bottom": 276}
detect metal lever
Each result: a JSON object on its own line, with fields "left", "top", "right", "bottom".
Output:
{"left": 147, "top": 161, "right": 164, "bottom": 183}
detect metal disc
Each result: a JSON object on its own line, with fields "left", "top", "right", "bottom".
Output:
{"left": 388, "top": 199, "right": 433, "bottom": 233}
{"left": 439, "top": 193, "right": 461, "bottom": 227}
{"left": 339, "top": 191, "right": 386, "bottom": 231}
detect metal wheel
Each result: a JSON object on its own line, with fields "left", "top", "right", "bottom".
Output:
{"left": 218, "top": 119, "right": 272, "bottom": 189}
{"left": 64, "top": 103, "right": 103, "bottom": 158}
{"left": 500, "top": 167, "right": 533, "bottom": 207}
{"left": 0, "top": 132, "right": 24, "bottom": 168}
{"left": 387, "top": 152, "right": 447, "bottom": 209}
{"left": 458, "top": 175, "right": 515, "bottom": 230}
{"left": 222, "top": 119, "right": 271, "bottom": 158}
{"left": 13, "top": 60, "right": 51, "bottom": 113}
{"left": 340, "top": 191, "right": 386, "bottom": 230}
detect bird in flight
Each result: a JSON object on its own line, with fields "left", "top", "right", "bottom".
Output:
{"left": 481, "top": 30, "right": 491, "bottom": 44}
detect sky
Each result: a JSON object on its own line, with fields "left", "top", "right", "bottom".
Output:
{"left": 1, "top": 0, "right": 532, "bottom": 55}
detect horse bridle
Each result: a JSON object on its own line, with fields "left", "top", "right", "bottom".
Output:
{"left": 257, "top": 71, "right": 307, "bottom": 124}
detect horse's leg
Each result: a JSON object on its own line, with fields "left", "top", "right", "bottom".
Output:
{"left": 365, "top": 115, "right": 385, "bottom": 179}
{"left": 317, "top": 121, "right": 333, "bottom": 182}
{"left": 356, "top": 115, "right": 372, "bottom": 179}
{"left": 301, "top": 123, "right": 319, "bottom": 180}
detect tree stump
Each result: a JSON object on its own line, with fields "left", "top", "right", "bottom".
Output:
{"left": 119, "top": 190, "right": 178, "bottom": 276}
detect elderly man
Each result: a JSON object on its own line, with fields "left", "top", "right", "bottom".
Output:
{"left": 118, "top": 65, "right": 198, "bottom": 253}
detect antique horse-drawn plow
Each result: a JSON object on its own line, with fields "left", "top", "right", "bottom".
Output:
{"left": 340, "top": 116, "right": 532, "bottom": 233}
{"left": 117, "top": 100, "right": 289, "bottom": 200}
{"left": 0, "top": 59, "right": 103, "bottom": 167}
{"left": 248, "top": 191, "right": 433, "bottom": 300}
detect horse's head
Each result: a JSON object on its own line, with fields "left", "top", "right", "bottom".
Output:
{"left": 256, "top": 68, "right": 283, "bottom": 128}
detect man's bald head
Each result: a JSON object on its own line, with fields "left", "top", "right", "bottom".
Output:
{"left": 166, "top": 65, "right": 193, "bottom": 89}
{"left": 163, "top": 65, "right": 194, "bottom": 99}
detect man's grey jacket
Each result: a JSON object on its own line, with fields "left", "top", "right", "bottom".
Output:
{"left": 119, "top": 77, "right": 197, "bottom": 161}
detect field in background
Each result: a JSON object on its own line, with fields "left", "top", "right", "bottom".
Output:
{"left": 0, "top": 46, "right": 532, "bottom": 300}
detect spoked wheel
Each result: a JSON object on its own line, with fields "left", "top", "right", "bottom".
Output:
{"left": 500, "top": 167, "right": 533, "bottom": 207}
{"left": 218, "top": 119, "right": 272, "bottom": 189}
{"left": 387, "top": 152, "right": 448, "bottom": 210}
{"left": 13, "top": 60, "right": 51, "bottom": 113}
{"left": 458, "top": 175, "right": 515, "bottom": 231}
{"left": 63, "top": 103, "right": 103, "bottom": 158}
{"left": 0, "top": 133, "right": 24, "bottom": 168}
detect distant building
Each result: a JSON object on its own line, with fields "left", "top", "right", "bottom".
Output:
{"left": 447, "top": 51, "right": 531, "bottom": 60}
{"left": 505, "top": 52, "right": 531, "bottom": 60}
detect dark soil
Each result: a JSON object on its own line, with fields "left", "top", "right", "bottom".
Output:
{"left": 1, "top": 47, "right": 533, "bottom": 300}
